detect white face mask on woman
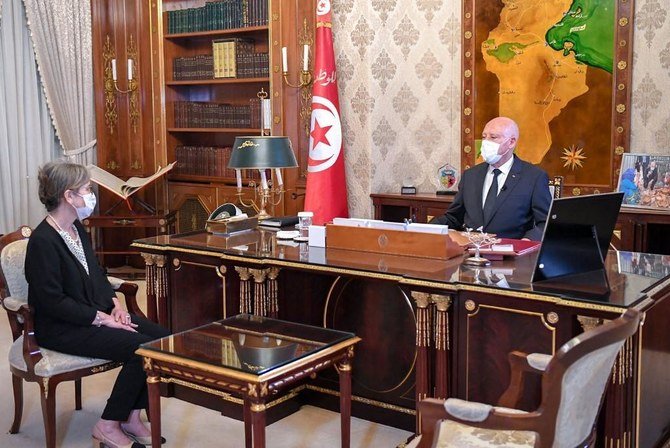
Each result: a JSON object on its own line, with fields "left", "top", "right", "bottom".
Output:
{"left": 480, "top": 138, "right": 509, "bottom": 165}
{"left": 72, "top": 191, "right": 97, "bottom": 220}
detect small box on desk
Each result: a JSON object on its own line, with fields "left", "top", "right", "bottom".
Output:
{"left": 206, "top": 216, "right": 258, "bottom": 235}
{"left": 325, "top": 224, "right": 465, "bottom": 260}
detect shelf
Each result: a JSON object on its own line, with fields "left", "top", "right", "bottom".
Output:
{"left": 165, "top": 25, "right": 269, "bottom": 40}
{"left": 168, "top": 127, "right": 261, "bottom": 133}
{"left": 167, "top": 77, "right": 270, "bottom": 86}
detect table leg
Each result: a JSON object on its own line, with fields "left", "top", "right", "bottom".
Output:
{"left": 250, "top": 402, "right": 266, "bottom": 448}
{"left": 147, "top": 375, "right": 162, "bottom": 448}
{"left": 244, "top": 399, "right": 252, "bottom": 448}
{"left": 338, "top": 360, "right": 352, "bottom": 448}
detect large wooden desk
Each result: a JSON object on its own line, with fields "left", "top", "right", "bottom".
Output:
{"left": 133, "top": 231, "right": 670, "bottom": 447}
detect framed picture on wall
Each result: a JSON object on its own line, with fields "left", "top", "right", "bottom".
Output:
{"left": 460, "top": 0, "right": 634, "bottom": 197}
{"left": 617, "top": 153, "right": 670, "bottom": 210}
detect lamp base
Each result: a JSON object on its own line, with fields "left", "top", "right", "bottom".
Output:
{"left": 257, "top": 209, "right": 272, "bottom": 221}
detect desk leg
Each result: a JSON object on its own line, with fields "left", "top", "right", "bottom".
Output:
{"left": 244, "top": 399, "right": 252, "bottom": 448}
{"left": 250, "top": 402, "right": 266, "bottom": 448}
{"left": 146, "top": 375, "right": 162, "bottom": 448}
{"left": 338, "top": 359, "right": 352, "bottom": 448}
{"left": 142, "top": 254, "right": 158, "bottom": 323}
{"left": 412, "top": 292, "right": 431, "bottom": 433}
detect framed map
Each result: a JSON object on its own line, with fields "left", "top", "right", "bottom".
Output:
{"left": 461, "top": 0, "right": 634, "bottom": 196}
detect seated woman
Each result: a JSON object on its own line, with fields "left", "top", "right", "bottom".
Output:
{"left": 25, "top": 161, "right": 170, "bottom": 448}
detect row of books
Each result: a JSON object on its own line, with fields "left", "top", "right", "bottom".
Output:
{"left": 166, "top": 0, "right": 268, "bottom": 34}
{"left": 174, "top": 145, "right": 264, "bottom": 179}
{"left": 212, "top": 38, "right": 253, "bottom": 78}
{"left": 174, "top": 100, "right": 262, "bottom": 129}
{"left": 173, "top": 52, "right": 269, "bottom": 80}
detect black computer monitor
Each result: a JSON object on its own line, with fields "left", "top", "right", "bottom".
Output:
{"left": 532, "top": 192, "right": 624, "bottom": 283}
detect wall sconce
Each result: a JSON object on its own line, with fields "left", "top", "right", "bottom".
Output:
{"left": 281, "top": 19, "right": 313, "bottom": 139}
{"left": 228, "top": 136, "right": 298, "bottom": 220}
{"left": 103, "top": 35, "right": 140, "bottom": 135}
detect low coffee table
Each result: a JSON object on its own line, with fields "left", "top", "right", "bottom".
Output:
{"left": 137, "top": 314, "right": 361, "bottom": 448}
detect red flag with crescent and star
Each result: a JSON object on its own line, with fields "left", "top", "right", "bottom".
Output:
{"left": 304, "top": 0, "right": 348, "bottom": 225}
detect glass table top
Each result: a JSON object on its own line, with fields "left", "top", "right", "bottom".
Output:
{"left": 139, "top": 314, "right": 355, "bottom": 375}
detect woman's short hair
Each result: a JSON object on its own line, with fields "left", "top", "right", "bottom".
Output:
{"left": 38, "top": 161, "right": 90, "bottom": 212}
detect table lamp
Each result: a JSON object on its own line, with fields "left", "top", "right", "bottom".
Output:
{"left": 228, "top": 136, "right": 298, "bottom": 220}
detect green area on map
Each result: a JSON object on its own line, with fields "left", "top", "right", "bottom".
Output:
{"left": 485, "top": 40, "right": 537, "bottom": 63}
{"left": 545, "top": 0, "right": 614, "bottom": 73}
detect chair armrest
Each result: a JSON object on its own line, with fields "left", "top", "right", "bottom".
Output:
{"left": 1, "top": 298, "right": 43, "bottom": 372}
{"left": 418, "top": 398, "right": 542, "bottom": 447}
{"left": 107, "top": 276, "right": 146, "bottom": 319}
{"left": 497, "top": 351, "right": 549, "bottom": 408}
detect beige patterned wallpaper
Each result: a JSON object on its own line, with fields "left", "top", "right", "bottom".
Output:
{"left": 331, "top": 0, "right": 670, "bottom": 219}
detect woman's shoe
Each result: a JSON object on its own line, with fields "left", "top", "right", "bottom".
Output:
{"left": 92, "top": 426, "right": 145, "bottom": 448}
{"left": 120, "top": 424, "right": 167, "bottom": 445}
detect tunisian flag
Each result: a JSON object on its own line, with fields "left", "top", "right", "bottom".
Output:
{"left": 304, "top": 0, "right": 348, "bottom": 225}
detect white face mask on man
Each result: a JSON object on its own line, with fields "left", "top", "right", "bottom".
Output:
{"left": 71, "top": 191, "right": 97, "bottom": 220}
{"left": 480, "top": 138, "right": 510, "bottom": 165}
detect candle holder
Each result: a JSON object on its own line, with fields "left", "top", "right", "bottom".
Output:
{"left": 463, "top": 227, "right": 501, "bottom": 266}
{"left": 228, "top": 136, "right": 298, "bottom": 221}
{"left": 281, "top": 19, "right": 314, "bottom": 139}
{"left": 235, "top": 177, "right": 285, "bottom": 221}
{"left": 102, "top": 34, "right": 140, "bottom": 134}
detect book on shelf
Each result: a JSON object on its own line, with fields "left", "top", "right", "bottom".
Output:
{"left": 212, "top": 38, "right": 254, "bottom": 78}
{"left": 87, "top": 162, "right": 176, "bottom": 199}
{"left": 167, "top": 0, "right": 268, "bottom": 35}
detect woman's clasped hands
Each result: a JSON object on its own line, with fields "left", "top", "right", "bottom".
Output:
{"left": 94, "top": 297, "right": 138, "bottom": 332}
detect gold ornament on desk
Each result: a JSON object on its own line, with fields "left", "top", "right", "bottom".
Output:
{"left": 463, "top": 227, "right": 501, "bottom": 266}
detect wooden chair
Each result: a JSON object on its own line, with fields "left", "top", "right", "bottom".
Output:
{"left": 548, "top": 176, "right": 563, "bottom": 199}
{"left": 0, "top": 226, "right": 145, "bottom": 448}
{"left": 409, "top": 308, "right": 641, "bottom": 448}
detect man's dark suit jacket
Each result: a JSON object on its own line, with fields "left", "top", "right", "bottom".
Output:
{"left": 432, "top": 156, "right": 552, "bottom": 240}
{"left": 25, "top": 219, "right": 116, "bottom": 344}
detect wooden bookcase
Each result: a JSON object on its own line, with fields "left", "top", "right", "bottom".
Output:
{"left": 93, "top": 1, "right": 314, "bottom": 235}
{"left": 151, "top": 1, "right": 278, "bottom": 231}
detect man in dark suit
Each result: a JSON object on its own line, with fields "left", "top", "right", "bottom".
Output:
{"left": 432, "top": 117, "right": 552, "bottom": 240}
{"left": 644, "top": 160, "right": 658, "bottom": 190}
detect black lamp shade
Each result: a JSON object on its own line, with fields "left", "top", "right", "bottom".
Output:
{"left": 228, "top": 136, "right": 298, "bottom": 169}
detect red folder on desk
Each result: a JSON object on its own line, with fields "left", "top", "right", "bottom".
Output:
{"left": 468, "top": 238, "right": 541, "bottom": 260}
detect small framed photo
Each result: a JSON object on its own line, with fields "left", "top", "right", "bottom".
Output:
{"left": 617, "top": 153, "right": 670, "bottom": 210}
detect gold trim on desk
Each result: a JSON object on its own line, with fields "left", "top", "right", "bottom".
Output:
{"left": 133, "top": 242, "right": 634, "bottom": 313}
{"left": 136, "top": 337, "right": 361, "bottom": 384}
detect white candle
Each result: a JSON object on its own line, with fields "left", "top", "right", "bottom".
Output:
{"left": 127, "top": 59, "right": 133, "bottom": 80}
{"left": 281, "top": 47, "right": 288, "bottom": 73}
{"left": 111, "top": 59, "right": 117, "bottom": 81}
{"left": 275, "top": 168, "right": 283, "bottom": 187}
{"left": 261, "top": 99, "right": 271, "bottom": 131}
{"left": 303, "top": 44, "right": 309, "bottom": 71}
{"left": 235, "top": 169, "right": 242, "bottom": 189}
{"left": 260, "top": 170, "right": 268, "bottom": 190}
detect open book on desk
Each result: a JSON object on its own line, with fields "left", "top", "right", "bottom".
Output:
{"left": 87, "top": 162, "right": 176, "bottom": 200}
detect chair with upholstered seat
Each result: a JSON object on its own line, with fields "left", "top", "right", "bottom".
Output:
{"left": 409, "top": 308, "right": 641, "bottom": 448}
{"left": 0, "top": 226, "right": 145, "bottom": 448}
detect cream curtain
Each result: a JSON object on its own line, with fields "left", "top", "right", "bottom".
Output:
{"left": 22, "top": 0, "right": 96, "bottom": 165}
{"left": 0, "top": 0, "right": 61, "bottom": 234}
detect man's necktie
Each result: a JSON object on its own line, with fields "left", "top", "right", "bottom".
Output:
{"left": 483, "top": 168, "right": 502, "bottom": 223}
